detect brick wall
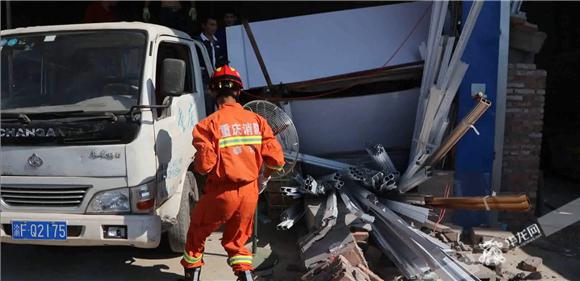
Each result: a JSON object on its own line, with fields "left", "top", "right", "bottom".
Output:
{"left": 500, "top": 63, "right": 546, "bottom": 225}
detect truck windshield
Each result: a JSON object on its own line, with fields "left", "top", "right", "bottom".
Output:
{"left": 1, "top": 30, "right": 147, "bottom": 114}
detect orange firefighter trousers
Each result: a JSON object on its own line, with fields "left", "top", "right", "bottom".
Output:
{"left": 180, "top": 179, "right": 257, "bottom": 272}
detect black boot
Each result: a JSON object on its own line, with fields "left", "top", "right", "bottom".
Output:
{"left": 236, "top": 270, "right": 254, "bottom": 281}
{"left": 184, "top": 267, "right": 202, "bottom": 281}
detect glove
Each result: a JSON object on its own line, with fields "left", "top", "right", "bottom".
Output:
{"left": 142, "top": 7, "right": 151, "bottom": 22}
{"left": 188, "top": 7, "right": 197, "bottom": 21}
{"left": 258, "top": 174, "right": 271, "bottom": 193}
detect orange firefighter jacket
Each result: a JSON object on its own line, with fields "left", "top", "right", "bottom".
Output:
{"left": 192, "top": 102, "right": 285, "bottom": 184}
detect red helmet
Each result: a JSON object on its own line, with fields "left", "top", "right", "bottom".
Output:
{"left": 210, "top": 65, "right": 244, "bottom": 97}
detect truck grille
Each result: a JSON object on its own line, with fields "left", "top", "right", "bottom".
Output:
{"left": 0, "top": 185, "right": 90, "bottom": 208}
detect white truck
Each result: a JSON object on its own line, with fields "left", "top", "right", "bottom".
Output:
{"left": 0, "top": 22, "right": 214, "bottom": 252}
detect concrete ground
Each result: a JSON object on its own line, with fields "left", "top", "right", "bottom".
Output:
{"left": 0, "top": 221, "right": 302, "bottom": 281}
{"left": 520, "top": 239, "right": 580, "bottom": 280}
{"left": 525, "top": 174, "right": 580, "bottom": 280}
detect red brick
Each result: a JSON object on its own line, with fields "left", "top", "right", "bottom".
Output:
{"left": 351, "top": 231, "right": 370, "bottom": 243}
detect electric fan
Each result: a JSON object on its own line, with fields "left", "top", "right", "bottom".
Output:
{"left": 243, "top": 100, "right": 299, "bottom": 181}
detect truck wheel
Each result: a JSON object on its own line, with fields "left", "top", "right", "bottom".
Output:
{"left": 168, "top": 172, "right": 198, "bottom": 253}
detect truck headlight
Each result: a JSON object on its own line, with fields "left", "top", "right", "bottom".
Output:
{"left": 130, "top": 182, "right": 156, "bottom": 213}
{"left": 87, "top": 188, "right": 130, "bottom": 213}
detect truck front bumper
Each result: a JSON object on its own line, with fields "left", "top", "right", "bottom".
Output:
{"left": 0, "top": 211, "right": 161, "bottom": 248}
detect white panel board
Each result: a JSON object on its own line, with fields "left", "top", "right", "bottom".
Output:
{"left": 289, "top": 88, "right": 420, "bottom": 155}
{"left": 227, "top": 2, "right": 431, "bottom": 88}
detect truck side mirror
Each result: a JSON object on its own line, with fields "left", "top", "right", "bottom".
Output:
{"left": 161, "top": 58, "right": 186, "bottom": 97}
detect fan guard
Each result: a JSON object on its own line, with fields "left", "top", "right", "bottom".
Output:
{"left": 243, "top": 100, "right": 300, "bottom": 180}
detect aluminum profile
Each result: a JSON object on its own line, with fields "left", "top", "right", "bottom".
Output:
{"left": 366, "top": 144, "right": 398, "bottom": 174}
{"left": 440, "top": 1, "right": 483, "bottom": 90}
{"left": 411, "top": 1, "right": 449, "bottom": 157}
{"left": 372, "top": 223, "right": 431, "bottom": 279}
{"left": 398, "top": 168, "right": 432, "bottom": 193}
{"left": 294, "top": 153, "right": 353, "bottom": 171}
{"left": 380, "top": 198, "right": 431, "bottom": 223}
{"left": 317, "top": 172, "right": 342, "bottom": 182}
{"left": 336, "top": 187, "right": 375, "bottom": 224}
{"left": 435, "top": 36, "right": 456, "bottom": 87}
{"left": 428, "top": 61, "right": 470, "bottom": 147}
{"left": 399, "top": 153, "right": 429, "bottom": 190}
{"left": 281, "top": 186, "right": 304, "bottom": 199}
{"left": 425, "top": 96, "right": 492, "bottom": 167}
{"left": 432, "top": 118, "right": 450, "bottom": 148}
{"left": 278, "top": 202, "right": 306, "bottom": 230}
{"left": 303, "top": 175, "right": 324, "bottom": 195}
{"left": 297, "top": 191, "right": 339, "bottom": 253}
{"left": 415, "top": 86, "right": 446, "bottom": 155}
{"left": 347, "top": 183, "right": 479, "bottom": 281}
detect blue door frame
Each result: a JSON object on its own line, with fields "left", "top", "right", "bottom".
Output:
{"left": 453, "top": 1, "right": 504, "bottom": 227}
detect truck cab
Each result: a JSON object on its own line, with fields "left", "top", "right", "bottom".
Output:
{"left": 0, "top": 22, "right": 213, "bottom": 252}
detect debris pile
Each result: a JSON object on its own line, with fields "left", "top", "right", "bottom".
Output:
{"left": 273, "top": 142, "right": 469, "bottom": 280}
{"left": 270, "top": 138, "right": 534, "bottom": 281}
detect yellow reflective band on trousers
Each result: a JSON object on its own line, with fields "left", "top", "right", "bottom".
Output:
{"left": 219, "top": 135, "right": 262, "bottom": 148}
{"left": 228, "top": 255, "right": 253, "bottom": 266}
{"left": 183, "top": 252, "right": 203, "bottom": 264}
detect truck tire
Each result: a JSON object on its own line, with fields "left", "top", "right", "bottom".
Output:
{"left": 168, "top": 172, "right": 198, "bottom": 253}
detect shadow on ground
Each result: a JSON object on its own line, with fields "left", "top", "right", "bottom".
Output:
{"left": 520, "top": 175, "right": 580, "bottom": 280}
{"left": 253, "top": 219, "right": 304, "bottom": 281}
{"left": 0, "top": 220, "right": 304, "bottom": 281}
{"left": 0, "top": 239, "right": 183, "bottom": 281}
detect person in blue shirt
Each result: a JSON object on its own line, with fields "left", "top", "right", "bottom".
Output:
{"left": 194, "top": 16, "right": 226, "bottom": 68}
{"left": 194, "top": 16, "right": 227, "bottom": 115}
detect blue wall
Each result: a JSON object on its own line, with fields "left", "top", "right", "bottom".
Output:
{"left": 453, "top": 1, "right": 501, "bottom": 227}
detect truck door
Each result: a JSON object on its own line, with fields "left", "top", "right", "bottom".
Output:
{"left": 192, "top": 40, "right": 214, "bottom": 115}
{"left": 192, "top": 40, "right": 214, "bottom": 87}
{"left": 152, "top": 37, "right": 203, "bottom": 203}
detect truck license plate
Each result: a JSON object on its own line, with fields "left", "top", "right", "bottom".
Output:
{"left": 11, "top": 221, "right": 67, "bottom": 240}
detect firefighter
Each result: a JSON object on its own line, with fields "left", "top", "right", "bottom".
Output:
{"left": 181, "top": 65, "right": 285, "bottom": 281}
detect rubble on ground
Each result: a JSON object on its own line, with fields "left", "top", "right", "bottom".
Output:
{"left": 288, "top": 212, "right": 550, "bottom": 281}
{"left": 266, "top": 144, "right": 545, "bottom": 280}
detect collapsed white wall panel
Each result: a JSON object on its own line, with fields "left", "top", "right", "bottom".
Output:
{"left": 289, "top": 88, "right": 420, "bottom": 155}
{"left": 226, "top": 2, "right": 431, "bottom": 89}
